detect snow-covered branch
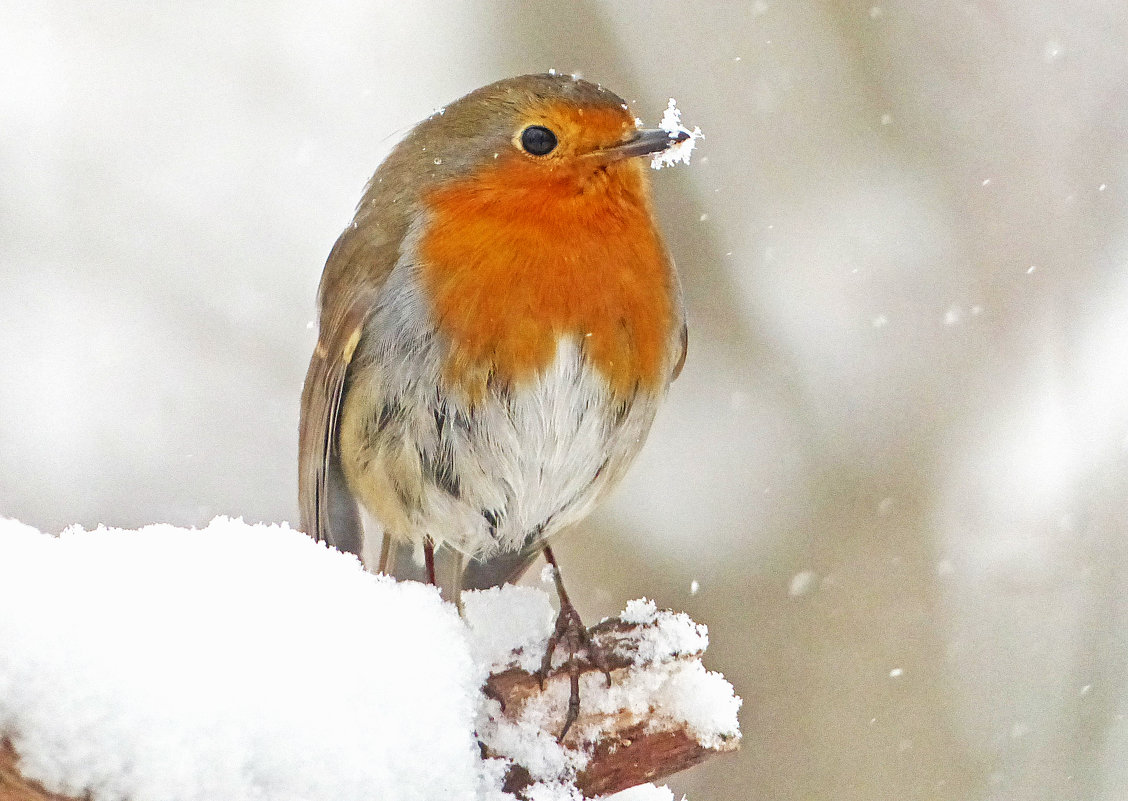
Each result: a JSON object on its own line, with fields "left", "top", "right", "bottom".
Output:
{"left": 479, "top": 609, "right": 740, "bottom": 798}
{"left": 0, "top": 519, "right": 740, "bottom": 801}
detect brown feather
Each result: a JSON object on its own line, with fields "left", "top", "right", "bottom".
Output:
{"left": 297, "top": 167, "right": 413, "bottom": 544}
{"left": 672, "top": 321, "right": 688, "bottom": 381}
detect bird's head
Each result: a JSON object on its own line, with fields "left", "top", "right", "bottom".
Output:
{"left": 388, "top": 73, "right": 688, "bottom": 209}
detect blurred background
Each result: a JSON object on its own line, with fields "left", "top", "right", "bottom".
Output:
{"left": 3, "top": 1, "right": 1128, "bottom": 799}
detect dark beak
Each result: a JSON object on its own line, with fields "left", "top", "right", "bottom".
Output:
{"left": 597, "top": 128, "right": 691, "bottom": 161}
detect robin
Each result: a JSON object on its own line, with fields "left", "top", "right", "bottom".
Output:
{"left": 298, "top": 73, "right": 689, "bottom": 735}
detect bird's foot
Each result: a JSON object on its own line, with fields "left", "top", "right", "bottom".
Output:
{"left": 537, "top": 599, "right": 613, "bottom": 742}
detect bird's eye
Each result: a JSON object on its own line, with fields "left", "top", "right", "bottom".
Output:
{"left": 520, "top": 125, "right": 558, "bottom": 156}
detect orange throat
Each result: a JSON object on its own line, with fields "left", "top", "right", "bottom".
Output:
{"left": 418, "top": 157, "right": 675, "bottom": 401}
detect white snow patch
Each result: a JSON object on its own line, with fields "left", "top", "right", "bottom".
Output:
{"left": 581, "top": 601, "right": 733, "bottom": 745}
{"left": 0, "top": 517, "right": 487, "bottom": 801}
{"left": 545, "top": 656, "right": 739, "bottom": 752}
{"left": 462, "top": 585, "right": 555, "bottom": 673}
{"left": 651, "top": 98, "right": 702, "bottom": 170}
{"left": 621, "top": 596, "right": 661, "bottom": 624}
{"left": 662, "top": 664, "right": 741, "bottom": 749}
{"left": 606, "top": 784, "right": 683, "bottom": 801}
{"left": 619, "top": 598, "right": 709, "bottom": 661}
{"left": 477, "top": 689, "right": 585, "bottom": 781}
{"left": 522, "top": 782, "right": 583, "bottom": 801}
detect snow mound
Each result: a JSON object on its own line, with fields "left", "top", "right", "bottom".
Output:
{"left": 0, "top": 517, "right": 484, "bottom": 801}
{"left": 0, "top": 518, "right": 737, "bottom": 801}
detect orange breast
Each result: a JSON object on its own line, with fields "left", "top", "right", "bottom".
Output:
{"left": 418, "top": 157, "right": 675, "bottom": 401}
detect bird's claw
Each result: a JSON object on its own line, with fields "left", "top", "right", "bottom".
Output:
{"left": 536, "top": 601, "right": 614, "bottom": 741}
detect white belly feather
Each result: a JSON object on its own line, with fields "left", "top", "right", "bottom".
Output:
{"left": 423, "top": 337, "right": 657, "bottom": 555}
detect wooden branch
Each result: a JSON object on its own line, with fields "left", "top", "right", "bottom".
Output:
{"left": 0, "top": 741, "right": 71, "bottom": 801}
{"left": 480, "top": 617, "right": 741, "bottom": 799}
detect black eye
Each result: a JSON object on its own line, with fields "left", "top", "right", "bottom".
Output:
{"left": 520, "top": 125, "right": 558, "bottom": 156}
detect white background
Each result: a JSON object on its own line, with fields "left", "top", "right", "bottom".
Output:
{"left": 3, "top": 2, "right": 1128, "bottom": 799}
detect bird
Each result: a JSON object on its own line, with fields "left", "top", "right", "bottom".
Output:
{"left": 298, "top": 73, "right": 688, "bottom": 734}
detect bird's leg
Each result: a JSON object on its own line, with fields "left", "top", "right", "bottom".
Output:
{"left": 538, "top": 544, "right": 613, "bottom": 741}
{"left": 377, "top": 533, "right": 395, "bottom": 576}
{"left": 424, "top": 537, "right": 436, "bottom": 586}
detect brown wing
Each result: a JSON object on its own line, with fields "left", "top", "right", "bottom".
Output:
{"left": 298, "top": 189, "right": 408, "bottom": 547}
{"left": 298, "top": 291, "right": 372, "bottom": 545}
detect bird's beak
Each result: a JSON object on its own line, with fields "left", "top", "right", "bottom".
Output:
{"left": 596, "top": 128, "right": 691, "bottom": 162}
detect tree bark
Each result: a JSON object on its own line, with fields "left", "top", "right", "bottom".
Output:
{"left": 0, "top": 742, "right": 71, "bottom": 801}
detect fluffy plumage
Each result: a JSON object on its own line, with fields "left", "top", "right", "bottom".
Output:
{"left": 298, "top": 73, "right": 687, "bottom": 592}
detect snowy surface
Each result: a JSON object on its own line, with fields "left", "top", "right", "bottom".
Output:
{"left": 461, "top": 584, "right": 555, "bottom": 674}
{"left": 606, "top": 786, "right": 683, "bottom": 801}
{"left": 618, "top": 598, "right": 709, "bottom": 662}
{"left": 0, "top": 517, "right": 485, "bottom": 801}
{"left": 650, "top": 99, "right": 702, "bottom": 170}
{"left": 473, "top": 592, "right": 740, "bottom": 788}
{"left": 0, "top": 517, "right": 737, "bottom": 801}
